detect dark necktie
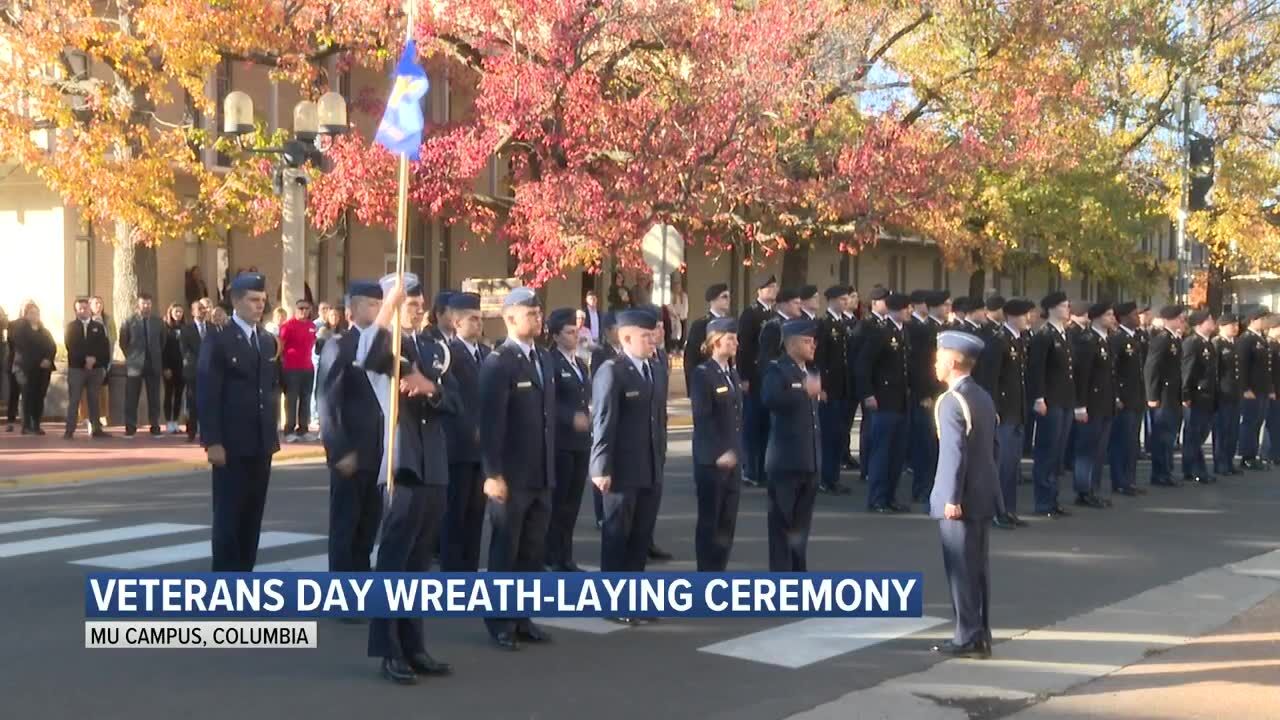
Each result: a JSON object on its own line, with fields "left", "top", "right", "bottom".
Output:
{"left": 643, "top": 361, "right": 653, "bottom": 385}
{"left": 474, "top": 347, "right": 482, "bottom": 366}
{"left": 529, "top": 349, "right": 542, "bottom": 385}
{"left": 197, "top": 322, "right": 205, "bottom": 339}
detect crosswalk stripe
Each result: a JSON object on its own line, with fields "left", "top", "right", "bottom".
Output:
{"left": 255, "top": 554, "right": 331, "bottom": 572}
{"left": 71, "top": 531, "right": 324, "bottom": 569}
{"left": 0, "top": 518, "right": 96, "bottom": 536}
{"left": 698, "top": 616, "right": 949, "bottom": 668}
{"left": 0, "top": 523, "right": 205, "bottom": 559}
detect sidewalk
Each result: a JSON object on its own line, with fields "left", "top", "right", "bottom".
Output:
{"left": 0, "top": 423, "right": 324, "bottom": 489}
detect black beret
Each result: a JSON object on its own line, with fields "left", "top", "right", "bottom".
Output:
{"left": 1069, "top": 300, "right": 1091, "bottom": 317}
{"left": 1041, "top": 291, "right": 1068, "bottom": 312}
{"left": 776, "top": 288, "right": 800, "bottom": 303}
{"left": 230, "top": 272, "right": 266, "bottom": 292}
{"left": 826, "top": 285, "right": 851, "bottom": 299}
{"left": 616, "top": 309, "right": 657, "bottom": 330}
{"left": 756, "top": 274, "right": 778, "bottom": 290}
{"left": 782, "top": 318, "right": 817, "bottom": 339}
{"left": 798, "top": 285, "right": 818, "bottom": 301}
{"left": 347, "top": 280, "right": 382, "bottom": 300}
{"left": 502, "top": 287, "right": 540, "bottom": 309}
{"left": 1158, "top": 304, "right": 1185, "bottom": 321}
{"left": 433, "top": 291, "right": 454, "bottom": 309}
{"left": 1113, "top": 301, "right": 1138, "bottom": 317}
{"left": 927, "top": 290, "right": 951, "bottom": 307}
{"left": 704, "top": 283, "right": 729, "bottom": 302}
{"left": 707, "top": 317, "right": 737, "bottom": 334}
{"left": 951, "top": 297, "right": 975, "bottom": 314}
{"left": 886, "top": 293, "right": 911, "bottom": 311}
{"left": 1002, "top": 298, "right": 1035, "bottom": 317}
{"left": 447, "top": 292, "right": 481, "bottom": 311}
{"left": 909, "top": 289, "right": 930, "bottom": 304}
{"left": 1087, "top": 301, "right": 1112, "bottom": 320}
{"left": 985, "top": 295, "right": 1006, "bottom": 312}
{"left": 1219, "top": 312, "right": 1238, "bottom": 325}
{"left": 1187, "top": 308, "right": 1212, "bottom": 326}
{"left": 1249, "top": 307, "right": 1271, "bottom": 322}
{"left": 868, "top": 287, "right": 890, "bottom": 302}
{"left": 547, "top": 307, "right": 577, "bottom": 335}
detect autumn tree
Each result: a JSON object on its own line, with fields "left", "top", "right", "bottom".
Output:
{"left": 0, "top": 0, "right": 400, "bottom": 324}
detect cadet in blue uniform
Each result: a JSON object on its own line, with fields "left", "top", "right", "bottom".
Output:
{"left": 361, "top": 274, "right": 457, "bottom": 684}
{"left": 683, "top": 283, "right": 731, "bottom": 390}
{"left": 761, "top": 318, "right": 822, "bottom": 571}
{"left": 906, "top": 290, "right": 942, "bottom": 504}
{"left": 1109, "top": 302, "right": 1146, "bottom": 496}
{"left": 1237, "top": 308, "right": 1272, "bottom": 470}
{"left": 591, "top": 310, "right": 664, "bottom": 623}
{"left": 816, "top": 286, "right": 852, "bottom": 495}
{"left": 1071, "top": 302, "right": 1116, "bottom": 508}
{"left": 480, "top": 287, "right": 555, "bottom": 650}
{"left": 198, "top": 272, "right": 280, "bottom": 571}
{"left": 737, "top": 275, "right": 779, "bottom": 488}
{"left": 1027, "top": 292, "right": 1076, "bottom": 517}
{"left": 441, "top": 292, "right": 490, "bottom": 571}
{"left": 318, "top": 281, "right": 387, "bottom": 574}
{"left": 1181, "top": 309, "right": 1218, "bottom": 484}
{"left": 930, "top": 331, "right": 998, "bottom": 659}
{"left": 991, "top": 298, "right": 1034, "bottom": 526}
{"left": 857, "top": 292, "right": 913, "bottom": 512}
{"left": 545, "top": 307, "right": 592, "bottom": 572}
{"left": 689, "top": 317, "right": 743, "bottom": 571}
{"left": 1145, "top": 305, "right": 1186, "bottom": 486}
{"left": 1213, "top": 313, "right": 1242, "bottom": 476}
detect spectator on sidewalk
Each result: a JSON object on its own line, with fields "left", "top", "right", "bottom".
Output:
{"left": 185, "top": 266, "right": 210, "bottom": 307}
{"left": 210, "top": 305, "right": 229, "bottom": 329}
{"left": 11, "top": 301, "right": 55, "bottom": 435}
{"left": 265, "top": 306, "right": 288, "bottom": 336}
{"left": 181, "top": 299, "right": 212, "bottom": 442}
{"left": 119, "top": 294, "right": 164, "bottom": 437}
{"left": 64, "top": 297, "right": 110, "bottom": 439}
{"left": 279, "top": 299, "right": 318, "bottom": 442}
{"left": 2, "top": 303, "right": 15, "bottom": 432}
{"left": 582, "top": 290, "right": 601, "bottom": 343}
{"left": 86, "top": 295, "right": 113, "bottom": 428}
{"left": 669, "top": 275, "right": 688, "bottom": 351}
{"left": 162, "top": 302, "right": 186, "bottom": 434}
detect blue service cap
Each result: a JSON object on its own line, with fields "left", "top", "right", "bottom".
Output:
{"left": 503, "top": 287, "right": 540, "bottom": 309}
{"left": 447, "top": 292, "right": 481, "bottom": 311}
{"left": 433, "top": 290, "right": 455, "bottom": 310}
{"left": 230, "top": 272, "right": 266, "bottom": 293}
{"left": 347, "top": 280, "right": 382, "bottom": 300}
{"left": 547, "top": 307, "right": 577, "bottom": 335}
{"left": 379, "top": 272, "right": 422, "bottom": 297}
{"left": 617, "top": 309, "right": 658, "bottom": 330}
{"left": 937, "top": 330, "right": 985, "bottom": 358}
{"left": 782, "top": 318, "right": 817, "bottom": 339}
{"left": 601, "top": 311, "right": 618, "bottom": 332}
{"left": 707, "top": 317, "right": 737, "bottom": 334}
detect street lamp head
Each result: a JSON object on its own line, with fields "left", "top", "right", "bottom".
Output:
{"left": 293, "top": 100, "right": 319, "bottom": 141}
{"left": 222, "top": 91, "right": 255, "bottom": 135}
{"left": 316, "top": 91, "right": 348, "bottom": 135}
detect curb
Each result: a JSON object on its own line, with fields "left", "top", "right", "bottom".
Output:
{"left": 0, "top": 447, "right": 328, "bottom": 490}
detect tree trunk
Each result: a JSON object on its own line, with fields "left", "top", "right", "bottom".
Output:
{"left": 780, "top": 241, "right": 809, "bottom": 290}
{"left": 111, "top": 221, "right": 157, "bottom": 331}
{"left": 1206, "top": 262, "right": 1227, "bottom": 313}
{"left": 968, "top": 268, "right": 985, "bottom": 299}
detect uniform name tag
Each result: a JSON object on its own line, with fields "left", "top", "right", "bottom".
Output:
{"left": 560, "top": 371, "right": 572, "bottom": 378}
{"left": 625, "top": 390, "right": 640, "bottom": 398}
{"left": 517, "top": 381, "right": 533, "bottom": 389}
{"left": 715, "top": 386, "right": 729, "bottom": 394}
{"left": 791, "top": 382, "right": 802, "bottom": 389}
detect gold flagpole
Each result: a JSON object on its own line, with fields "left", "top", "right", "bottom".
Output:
{"left": 386, "top": 0, "right": 419, "bottom": 499}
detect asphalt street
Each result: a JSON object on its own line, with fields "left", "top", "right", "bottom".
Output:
{"left": 2, "top": 428, "right": 1279, "bottom": 720}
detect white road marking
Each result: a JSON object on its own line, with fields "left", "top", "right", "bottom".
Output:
{"left": 72, "top": 531, "right": 323, "bottom": 569}
{"left": 699, "top": 616, "right": 949, "bottom": 668}
{"left": 0, "top": 518, "right": 96, "bottom": 535}
{"left": 0, "top": 523, "right": 205, "bottom": 558}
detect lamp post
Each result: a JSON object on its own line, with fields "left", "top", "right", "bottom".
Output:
{"left": 221, "top": 90, "right": 348, "bottom": 310}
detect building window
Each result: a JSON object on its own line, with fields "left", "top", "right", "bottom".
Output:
{"left": 888, "top": 254, "right": 906, "bottom": 291}
{"left": 74, "top": 233, "right": 92, "bottom": 298}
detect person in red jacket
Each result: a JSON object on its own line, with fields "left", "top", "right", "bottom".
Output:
{"left": 279, "top": 299, "right": 318, "bottom": 442}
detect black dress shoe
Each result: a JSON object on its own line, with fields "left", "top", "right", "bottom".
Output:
{"left": 1190, "top": 475, "right": 1216, "bottom": 485}
{"left": 992, "top": 515, "right": 1016, "bottom": 530}
{"left": 822, "top": 483, "right": 851, "bottom": 496}
{"left": 1008, "top": 513, "right": 1029, "bottom": 527}
{"left": 1114, "top": 487, "right": 1139, "bottom": 497}
{"left": 1037, "top": 509, "right": 1065, "bottom": 519}
{"left": 33, "top": 428, "right": 46, "bottom": 436}
{"left": 491, "top": 631, "right": 520, "bottom": 651}
{"left": 92, "top": 429, "right": 110, "bottom": 438}
{"left": 380, "top": 658, "right": 417, "bottom": 684}
{"left": 1073, "top": 494, "right": 1104, "bottom": 509}
{"left": 63, "top": 431, "right": 75, "bottom": 440}
{"left": 408, "top": 652, "right": 452, "bottom": 675}
{"left": 888, "top": 502, "right": 910, "bottom": 513}
{"left": 149, "top": 426, "right": 162, "bottom": 436}
{"left": 607, "top": 617, "right": 642, "bottom": 626}
{"left": 647, "top": 545, "right": 673, "bottom": 561}
{"left": 516, "top": 623, "right": 552, "bottom": 644}
{"left": 742, "top": 477, "right": 761, "bottom": 488}
{"left": 931, "top": 640, "right": 991, "bottom": 658}
{"left": 1051, "top": 505, "right": 1072, "bottom": 516}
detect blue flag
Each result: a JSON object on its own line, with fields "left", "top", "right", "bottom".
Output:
{"left": 375, "top": 40, "right": 430, "bottom": 160}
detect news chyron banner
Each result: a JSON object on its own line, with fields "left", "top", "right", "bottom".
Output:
{"left": 85, "top": 572, "right": 923, "bottom": 649}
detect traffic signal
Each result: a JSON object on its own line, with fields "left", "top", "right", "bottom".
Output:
{"left": 1189, "top": 135, "right": 1214, "bottom": 211}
